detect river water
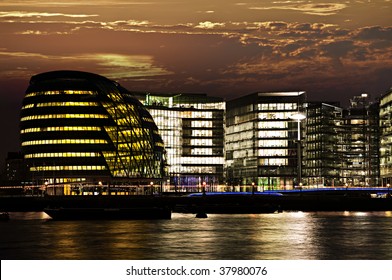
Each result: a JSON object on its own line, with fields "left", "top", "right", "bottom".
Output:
{"left": 1, "top": 211, "right": 392, "bottom": 260}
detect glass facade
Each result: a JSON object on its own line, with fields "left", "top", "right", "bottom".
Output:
{"left": 226, "top": 92, "right": 305, "bottom": 190}
{"left": 20, "top": 71, "right": 166, "bottom": 195}
{"left": 379, "top": 89, "right": 392, "bottom": 186}
{"left": 135, "top": 93, "right": 225, "bottom": 192}
{"left": 341, "top": 94, "right": 380, "bottom": 187}
{"left": 303, "top": 102, "right": 344, "bottom": 187}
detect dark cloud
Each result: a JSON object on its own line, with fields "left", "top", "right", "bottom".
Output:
{"left": 355, "top": 26, "right": 392, "bottom": 41}
{"left": 320, "top": 40, "right": 355, "bottom": 57}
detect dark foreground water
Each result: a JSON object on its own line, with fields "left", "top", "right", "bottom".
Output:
{"left": 1, "top": 211, "right": 392, "bottom": 260}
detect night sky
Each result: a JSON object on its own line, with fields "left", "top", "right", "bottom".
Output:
{"left": 0, "top": 0, "right": 391, "bottom": 168}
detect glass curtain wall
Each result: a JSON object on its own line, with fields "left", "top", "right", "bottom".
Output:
{"left": 379, "top": 89, "right": 392, "bottom": 186}
{"left": 303, "top": 102, "right": 343, "bottom": 187}
{"left": 226, "top": 92, "right": 305, "bottom": 190}
{"left": 341, "top": 94, "right": 379, "bottom": 187}
{"left": 136, "top": 93, "right": 225, "bottom": 192}
{"left": 20, "top": 71, "right": 166, "bottom": 195}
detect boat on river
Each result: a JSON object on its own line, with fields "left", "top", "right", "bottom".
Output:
{"left": 44, "top": 207, "right": 171, "bottom": 220}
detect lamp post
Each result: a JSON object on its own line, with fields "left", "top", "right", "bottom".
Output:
{"left": 98, "top": 181, "right": 103, "bottom": 195}
{"left": 289, "top": 112, "right": 306, "bottom": 188}
{"left": 202, "top": 181, "right": 206, "bottom": 196}
{"left": 150, "top": 181, "right": 154, "bottom": 195}
{"left": 252, "top": 182, "right": 255, "bottom": 195}
{"left": 44, "top": 181, "right": 48, "bottom": 196}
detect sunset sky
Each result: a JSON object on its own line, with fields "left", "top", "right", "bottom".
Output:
{"left": 0, "top": 0, "right": 391, "bottom": 166}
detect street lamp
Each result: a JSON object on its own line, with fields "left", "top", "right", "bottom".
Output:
{"left": 44, "top": 181, "right": 48, "bottom": 196}
{"left": 150, "top": 181, "right": 154, "bottom": 195}
{"left": 252, "top": 182, "right": 255, "bottom": 194}
{"left": 289, "top": 112, "right": 306, "bottom": 188}
{"left": 202, "top": 181, "right": 206, "bottom": 196}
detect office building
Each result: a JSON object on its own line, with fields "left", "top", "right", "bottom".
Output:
{"left": 379, "top": 88, "right": 392, "bottom": 186}
{"left": 20, "top": 71, "right": 166, "bottom": 195}
{"left": 303, "top": 102, "right": 344, "bottom": 187}
{"left": 341, "top": 94, "right": 380, "bottom": 186}
{"left": 136, "top": 92, "right": 225, "bottom": 191}
{"left": 225, "top": 92, "right": 306, "bottom": 190}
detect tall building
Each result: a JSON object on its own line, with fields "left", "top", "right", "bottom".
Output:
{"left": 303, "top": 102, "right": 344, "bottom": 187}
{"left": 20, "top": 71, "right": 166, "bottom": 195}
{"left": 341, "top": 94, "right": 380, "bottom": 186}
{"left": 135, "top": 92, "right": 225, "bottom": 191}
{"left": 226, "top": 92, "right": 306, "bottom": 190}
{"left": 379, "top": 88, "right": 392, "bottom": 186}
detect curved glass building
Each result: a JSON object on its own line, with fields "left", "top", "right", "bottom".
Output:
{"left": 20, "top": 70, "right": 166, "bottom": 195}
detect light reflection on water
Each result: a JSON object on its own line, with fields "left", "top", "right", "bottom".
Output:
{"left": 1, "top": 212, "right": 392, "bottom": 260}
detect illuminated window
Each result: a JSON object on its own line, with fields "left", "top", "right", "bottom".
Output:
{"left": 21, "top": 139, "right": 108, "bottom": 146}
{"left": 30, "top": 165, "right": 107, "bottom": 172}
{"left": 191, "top": 120, "right": 212, "bottom": 128}
{"left": 258, "top": 131, "right": 288, "bottom": 138}
{"left": 24, "top": 90, "right": 96, "bottom": 98}
{"left": 25, "top": 152, "right": 100, "bottom": 158}
{"left": 21, "top": 114, "right": 108, "bottom": 121}
{"left": 192, "top": 130, "right": 213, "bottom": 137}
{"left": 190, "top": 139, "right": 213, "bottom": 146}
{"left": 258, "top": 140, "right": 287, "bottom": 147}
{"left": 259, "top": 149, "right": 288, "bottom": 157}
{"left": 259, "top": 121, "right": 287, "bottom": 129}
{"left": 21, "top": 126, "right": 102, "bottom": 134}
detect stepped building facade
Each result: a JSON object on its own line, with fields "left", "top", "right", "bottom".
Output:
{"left": 20, "top": 71, "right": 166, "bottom": 195}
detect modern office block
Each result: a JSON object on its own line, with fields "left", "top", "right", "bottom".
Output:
{"left": 341, "top": 94, "right": 380, "bottom": 186}
{"left": 379, "top": 88, "right": 392, "bottom": 186}
{"left": 136, "top": 92, "right": 225, "bottom": 191}
{"left": 226, "top": 92, "right": 306, "bottom": 190}
{"left": 303, "top": 102, "right": 344, "bottom": 187}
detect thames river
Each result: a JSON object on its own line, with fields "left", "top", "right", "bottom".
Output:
{"left": 1, "top": 211, "right": 392, "bottom": 260}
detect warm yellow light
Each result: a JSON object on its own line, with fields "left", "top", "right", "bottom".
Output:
{"left": 22, "top": 139, "right": 108, "bottom": 146}
{"left": 30, "top": 165, "right": 107, "bottom": 172}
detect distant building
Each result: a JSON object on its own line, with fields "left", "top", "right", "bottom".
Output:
{"left": 20, "top": 71, "right": 166, "bottom": 195}
{"left": 225, "top": 92, "right": 306, "bottom": 190}
{"left": 4, "top": 152, "right": 29, "bottom": 183}
{"left": 135, "top": 92, "right": 225, "bottom": 191}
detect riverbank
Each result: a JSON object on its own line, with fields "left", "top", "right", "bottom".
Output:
{"left": 1, "top": 189, "right": 391, "bottom": 214}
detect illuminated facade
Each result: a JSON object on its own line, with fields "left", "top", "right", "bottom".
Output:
{"left": 20, "top": 71, "right": 166, "bottom": 195}
{"left": 303, "top": 102, "right": 344, "bottom": 187}
{"left": 226, "top": 92, "right": 306, "bottom": 190}
{"left": 135, "top": 93, "right": 225, "bottom": 191}
{"left": 341, "top": 94, "right": 380, "bottom": 187}
{"left": 379, "top": 89, "right": 392, "bottom": 186}
{"left": 16, "top": 71, "right": 389, "bottom": 192}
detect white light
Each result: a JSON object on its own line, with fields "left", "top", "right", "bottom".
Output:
{"left": 289, "top": 112, "right": 306, "bottom": 120}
